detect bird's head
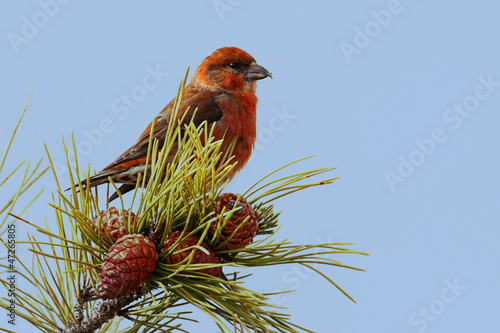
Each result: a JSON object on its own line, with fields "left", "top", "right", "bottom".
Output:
{"left": 191, "top": 46, "right": 272, "bottom": 93}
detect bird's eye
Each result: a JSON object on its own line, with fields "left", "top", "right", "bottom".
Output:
{"left": 229, "top": 62, "right": 240, "bottom": 69}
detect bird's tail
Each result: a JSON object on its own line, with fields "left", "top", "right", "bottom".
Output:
{"left": 66, "top": 170, "right": 118, "bottom": 192}
{"left": 108, "top": 184, "right": 136, "bottom": 203}
{"left": 67, "top": 171, "right": 137, "bottom": 203}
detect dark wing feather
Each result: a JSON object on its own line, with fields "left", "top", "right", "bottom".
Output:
{"left": 101, "top": 89, "right": 224, "bottom": 173}
{"left": 101, "top": 116, "right": 167, "bottom": 171}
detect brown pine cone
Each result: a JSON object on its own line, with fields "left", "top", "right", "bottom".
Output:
{"left": 210, "top": 193, "right": 258, "bottom": 250}
{"left": 161, "top": 231, "right": 222, "bottom": 277}
{"left": 98, "top": 234, "right": 158, "bottom": 299}
{"left": 91, "top": 207, "right": 136, "bottom": 242}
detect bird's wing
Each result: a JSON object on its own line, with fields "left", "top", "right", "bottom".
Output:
{"left": 101, "top": 89, "right": 224, "bottom": 173}
{"left": 101, "top": 115, "right": 167, "bottom": 172}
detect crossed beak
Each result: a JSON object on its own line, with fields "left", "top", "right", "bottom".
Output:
{"left": 244, "top": 64, "right": 272, "bottom": 81}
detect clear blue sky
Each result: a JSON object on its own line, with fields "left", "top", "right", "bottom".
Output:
{"left": 1, "top": 1, "right": 499, "bottom": 332}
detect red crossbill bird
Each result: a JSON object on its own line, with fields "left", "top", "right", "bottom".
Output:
{"left": 78, "top": 47, "right": 271, "bottom": 202}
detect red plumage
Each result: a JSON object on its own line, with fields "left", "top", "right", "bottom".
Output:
{"left": 79, "top": 47, "right": 271, "bottom": 201}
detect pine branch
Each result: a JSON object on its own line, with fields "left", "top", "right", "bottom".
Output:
{"left": 0, "top": 82, "right": 368, "bottom": 333}
{"left": 61, "top": 284, "right": 152, "bottom": 333}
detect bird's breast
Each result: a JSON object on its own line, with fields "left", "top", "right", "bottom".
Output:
{"left": 215, "top": 91, "right": 258, "bottom": 171}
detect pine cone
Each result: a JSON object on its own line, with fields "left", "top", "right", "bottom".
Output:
{"left": 98, "top": 234, "right": 158, "bottom": 299}
{"left": 210, "top": 193, "right": 258, "bottom": 250}
{"left": 161, "top": 231, "right": 222, "bottom": 277}
{"left": 91, "top": 207, "right": 136, "bottom": 242}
